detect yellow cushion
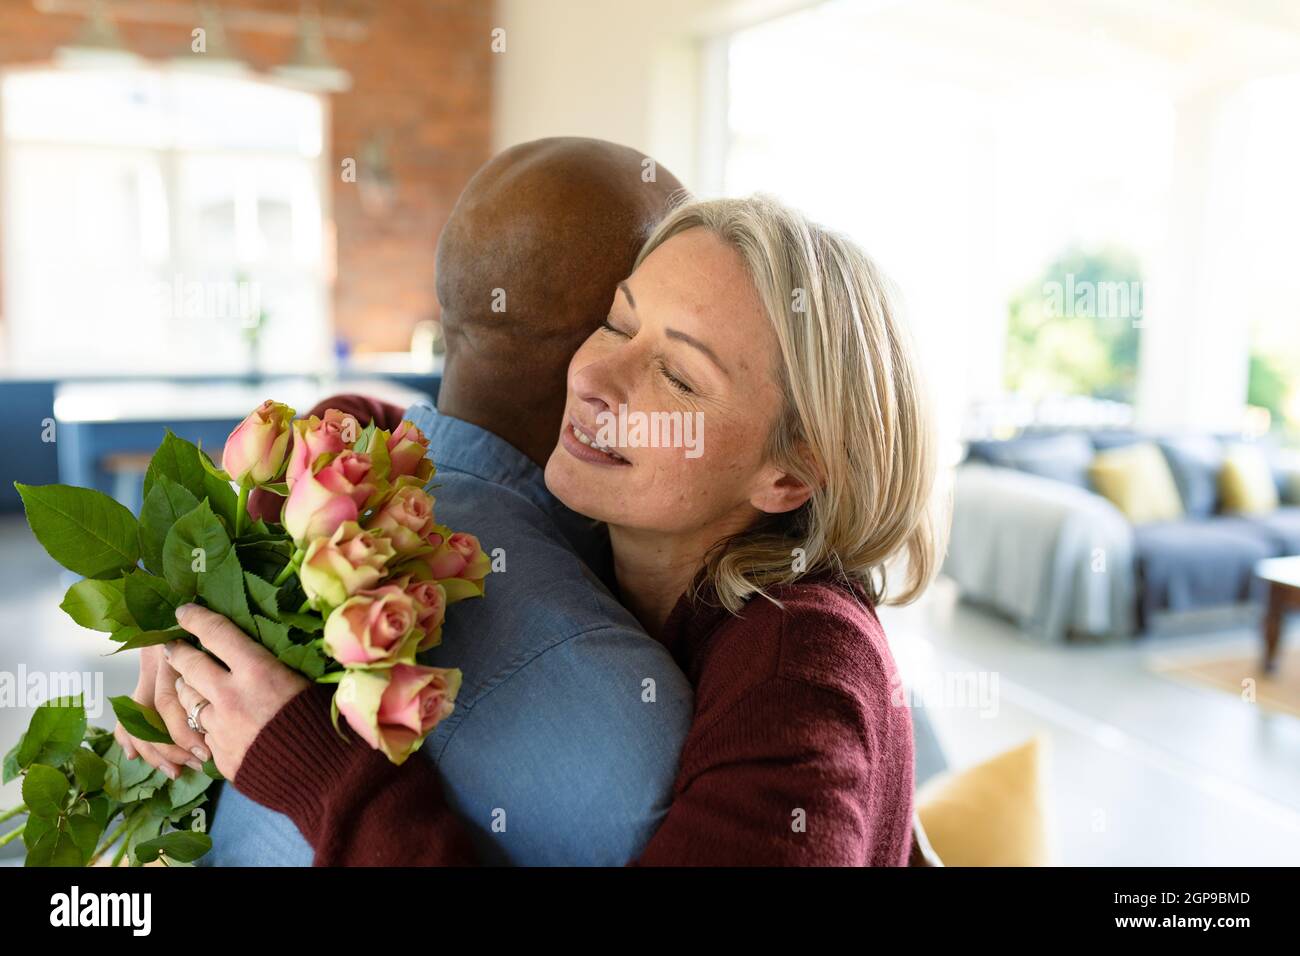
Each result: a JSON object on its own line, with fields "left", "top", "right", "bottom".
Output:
{"left": 1088, "top": 442, "right": 1183, "bottom": 524}
{"left": 916, "top": 735, "right": 1049, "bottom": 866}
{"left": 1219, "top": 444, "right": 1278, "bottom": 514}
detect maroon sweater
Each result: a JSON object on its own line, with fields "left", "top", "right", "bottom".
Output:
{"left": 233, "top": 576, "right": 915, "bottom": 866}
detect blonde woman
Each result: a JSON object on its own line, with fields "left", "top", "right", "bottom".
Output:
{"left": 157, "top": 194, "right": 944, "bottom": 866}
{"left": 545, "top": 195, "right": 943, "bottom": 864}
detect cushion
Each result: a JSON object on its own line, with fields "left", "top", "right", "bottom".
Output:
{"left": 982, "top": 434, "right": 1097, "bottom": 489}
{"left": 1158, "top": 435, "right": 1223, "bottom": 518}
{"left": 1220, "top": 444, "right": 1279, "bottom": 514}
{"left": 1088, "top": 442, "right": 1184, "bottom": 524}
{"left": 916, "top": 736, "right": 1049, "bottom": 866}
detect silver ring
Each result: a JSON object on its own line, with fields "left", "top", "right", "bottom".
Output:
{"left": 187, "top": 700, "right": 210, "bottom": 735}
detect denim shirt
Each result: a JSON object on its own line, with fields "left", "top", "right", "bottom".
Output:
{"left": 202, "top": 406, "right": 693, "bottom": 866}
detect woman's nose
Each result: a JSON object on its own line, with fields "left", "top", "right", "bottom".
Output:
{"left": 571, "top": 357, "right": 624, "bottom": 419}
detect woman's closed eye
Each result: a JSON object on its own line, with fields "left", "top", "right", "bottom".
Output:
{"left": 600, "top": 317, "right": 630, "bottom": 338}
{"left": 600, "top": 316, "right": 696, "bottom": 395}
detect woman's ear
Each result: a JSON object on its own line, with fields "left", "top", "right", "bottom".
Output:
{"left": 749, "top": 467, "right": 815, "bottom": 515}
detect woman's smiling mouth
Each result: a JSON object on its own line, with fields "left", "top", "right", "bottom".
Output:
{"left": 562, "top": 417, "right": 631, "bottom": 466}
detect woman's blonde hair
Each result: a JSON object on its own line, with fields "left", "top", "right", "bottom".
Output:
{"left": 634, "top": 194, "right": 948, "bottom": 613}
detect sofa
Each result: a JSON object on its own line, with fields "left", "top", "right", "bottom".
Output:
{"left": 945, "top": 429, "right": 1300, "bottom": 642}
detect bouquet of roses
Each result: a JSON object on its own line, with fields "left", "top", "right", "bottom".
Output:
{"left": 1, "top": 400, "right": 489, "bottom": 866}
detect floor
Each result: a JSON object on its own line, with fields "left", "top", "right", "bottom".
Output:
{"left": 2, "top": 512, "right": 1299, "bottom": 865}
{"left": 880, "top": 579, "right": 1300, "bottom": 865}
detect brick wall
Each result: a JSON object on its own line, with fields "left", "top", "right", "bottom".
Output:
{"left": 0, "top": 0, "right": 494, "bottom": 353}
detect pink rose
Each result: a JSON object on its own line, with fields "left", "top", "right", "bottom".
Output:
{"left": 221, "top": 400, "right": 294, "bottom": 486}
{"left": 322, "top": 584, "right": 420, "bottom": 667}
{"left": 386, "top": 420, "right": 435, "bottom": 483}
{"left": 333, "top": 664, "right": 461, "bottom": 764}
{"left": 282, "top": 469, "right": 358, "bottom": 546}
{"left": 286, "top": 409, "right": 360, "bottom": 487}
{"left": 364, "top": 486, "right": 435, "bottom": 554}
{"left": 387, "top": 574, "right": 447, "bottom": 651}
{"left": 300, "top": 521, "right": 396, "bottom": 612}
{"left": 316, "top": 451, "right": 380, "bottom": 510}
{"left": 409, "top": 529, "right": 491, "bottom": 603}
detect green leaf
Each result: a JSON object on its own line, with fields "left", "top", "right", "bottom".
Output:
{"left": 22, "top": 764, "right": 70, "bottom": 818}
{"left": 202, "top": 758, "right": 222, "bottom": 780}
{"left": 134, "top": 830, "right": 212, "bottom": 864}
{"left": 60, "top": 578, "right": 131, "bottom": 633}
{"left": 71, "top": 748, "right": 108, "bottom": 794}
{"left": 279, "top": 611, "right": 324, "bottom": 633}
{"left": 15, "top": 482, "right": 140, "bottom": 579}
{"left": 108, "top": 696, "right": 173, "bottom": 744}
{"left": 142, "top": 432, "right": 239, "bottom": 533}
{"left": 2, "top": 740, "right": 19, "bottom": 784}
{"left": 124, "top": 570, "right": 182, "bottom": 632}
{"left": 197, "top": 550, "right": 255, "bottom": 635}
{"left": 167, "top": 766, "right": 213, "bottom": 809}
{"left": 66, "top": 812, "right": 103, "bottom": 863}
{"left": 255, "top": 614, "right": 292, "bottom": 655}
{"left": 162, "top": 500, "right": 231, "bottom": 598}
{"left": 139, "top": 474, "right": 200, "bottom": 576}
{"left": 15, "top": 698, "right": 86, "bottom": 772}
{"left": 194, "top": 440, "right": 231, "bottom": 482}
{"left": 102, "top": 742, "right": 157, "bottom": 802}
{"left": 108, "top": 627, "right": 185, "bottom": 655}
{"left": 26, "top": 823, "right": 83, "bottom": 867}
{"left": 244, "top": 571, "right": 282, "bottom": 620}
{"left": 144, "top": 430, "right": 207, "bottom": 503}
{"left": 277, "top": 641, "right": 330, "bottom": 679}
{"left": 22, "top": 812, "right": 54, "bottom": 850}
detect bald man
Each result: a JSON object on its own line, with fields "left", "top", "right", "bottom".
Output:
{"left": 203, "top": 138, "right": 694, "bottom": 866}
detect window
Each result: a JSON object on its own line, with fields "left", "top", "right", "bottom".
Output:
{"left": 1, "top": 66, "right": 330, "bottom": 374}
{"left": 713, "top": 1, "right": 1175, "bottom": 441}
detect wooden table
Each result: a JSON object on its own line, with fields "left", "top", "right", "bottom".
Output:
{"left": 1257, "top": 557, "right": 1300, "bottom": 673}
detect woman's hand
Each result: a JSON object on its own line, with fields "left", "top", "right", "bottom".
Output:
{"left": 164, "top": 604, "right": 311, "bottom": 781}
{"left": 113, "top": 645, "right": 210, "bottom": 778}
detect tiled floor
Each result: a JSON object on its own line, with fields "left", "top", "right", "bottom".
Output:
{"left": 2, "top": 513, "right": 1298, "bottom": 865}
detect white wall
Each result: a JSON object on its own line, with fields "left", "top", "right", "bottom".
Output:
{"left": 490, "top": 0, "right": 818, "bottom": 190}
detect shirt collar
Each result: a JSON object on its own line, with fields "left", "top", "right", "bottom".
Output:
{"left": 403, "top": 404, "right": 613, "bottom": 574}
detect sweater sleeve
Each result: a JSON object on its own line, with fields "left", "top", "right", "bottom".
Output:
{"left": 231, "top": 683, "right": 478, "bottom": 866}
{"left": 633, "top": 677, "right": 901, "bottom": 866}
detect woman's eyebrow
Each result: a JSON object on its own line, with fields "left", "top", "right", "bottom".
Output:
{"left": 619, "top": 279, "right": 729, "bottom": 376}
{"left": 665, "top": 328, "right": 729, "bottom": 377}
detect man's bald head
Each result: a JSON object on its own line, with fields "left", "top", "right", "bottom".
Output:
{"left": 434, "top": 137, "right": 685, "bottom": 465}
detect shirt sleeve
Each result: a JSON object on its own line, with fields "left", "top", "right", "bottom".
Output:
{"left": 633, "top": 677, "right": 884, "bottom": 866}
{"left": 232, "top": 683, "right": 478, "bottom": 866}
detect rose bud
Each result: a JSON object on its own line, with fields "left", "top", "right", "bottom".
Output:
{"left": 300, "top": 521, "right": 396, "bottom": 612}
{"left": 286, "top": 409, "right": 360, "bottom": 487}
{"left": 316, "top": 450, "right": 381, "bottom": 511}
{"left": 364, "top": 486, "right": 435, "bottom": 554}
{"left": 387, "top": 574, "right": 448, "bottom": 651}
{"left": 222, "top": 400, "right": 295, "bottom": 486}
{"left": 322, "top": 584, "right": 421, "bottom": 668}
{"left": 411, "top": 529, "right": 491, "bottom": 603}
{"left": 387, "top": 420, "right": 435, "bottom": 483}
{"left": 333, "top": 663, "right": 461, "bottom": 765}
{"left": 283, "top": 469, "right": 358, "bottom": 546}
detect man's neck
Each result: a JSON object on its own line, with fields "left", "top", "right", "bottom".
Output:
{"left": 437, "top": 362, "right": 559, "bottom": 468}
